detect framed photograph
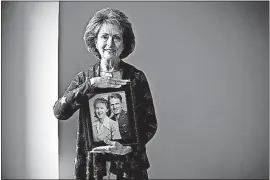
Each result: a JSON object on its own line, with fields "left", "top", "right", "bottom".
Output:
{"left": 86, "top": 83, "right": 140, "bottom": 147}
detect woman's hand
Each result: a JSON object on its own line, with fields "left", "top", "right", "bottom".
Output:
{"left": 90, "top": 76, "right": 130, "bottom": 88}
{"left": 90, "top": 140, "right": 132, "bottom": 155}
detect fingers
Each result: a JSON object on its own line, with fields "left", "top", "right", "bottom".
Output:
{"left": 90, "top": 151, "right": 105, "bottom": 153}
{"left": 100, "top": 77, "right": 111, "bottom": 83}
{"left": 102, "top": 140, "right": 124, "bottom": 155}
{"left": 110, "top": 78, "right": 130, "bottom": 85}
{"left": 104, "top": 139, "right": 116, "bottom": 146}
{"left": 90, "top": 145, "right": 113, "bottom": 153}
{"left": 91, "top": 146, "right": 108, "bottom": 151}
{"left": 115, "top": 146, "right": 131, "bottom": 155}
{"left": 123, "top": 146, "right": 132, "bottom": 154}
{"left": 100, "top": 72, "right": 113, "bottom": 78}
{"left": 103, "top": 78, "right": 129, "bottom": 88}
{"left": 107, "top": 84, "right": 122, "bottom": 88}
{"left": 92, "top": 76, "right": 130, "bottom": 89}
{"left": 105, "top": 73, "right": 113, "bottom": 78}
{"left": 90, "top": 145, "right": 132, "bottom": 155}
{"left": 98, "top": 83, "right": 121, "bottom": 89}
{"left": 90, "top": 150, "right": 106, "bottom": 154}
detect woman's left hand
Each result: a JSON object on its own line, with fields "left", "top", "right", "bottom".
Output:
{"left": 90, "top": 139, "right": 132, "bottom": 155}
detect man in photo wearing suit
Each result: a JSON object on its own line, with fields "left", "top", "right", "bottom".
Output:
{"left": 108, "top": 93, "right": 131, "bottom": 139}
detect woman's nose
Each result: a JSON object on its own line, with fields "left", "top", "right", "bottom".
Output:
{"left": 106, "top": 37, "right": 115, "bottom": 47}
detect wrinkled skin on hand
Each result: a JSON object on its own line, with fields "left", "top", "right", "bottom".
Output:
{"left": 90, "top": 139, "right": 132, "bottom": 155}
{"left": 91, "top": 76, "right": 130, "bottom": 89}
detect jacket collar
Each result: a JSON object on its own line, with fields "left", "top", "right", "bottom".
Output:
{"left": 112, "top": 109, "right": 125, "bottom": 121}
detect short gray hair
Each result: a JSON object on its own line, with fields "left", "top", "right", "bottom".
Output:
{"left": 83, "top": 8, "right": 135, "bottom": 59}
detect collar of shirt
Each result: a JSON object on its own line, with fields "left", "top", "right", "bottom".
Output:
{"left": 116, "top": 113, "right": 120, "bottom": 121}
{"left": 94, "top": 60, "right": 125, "bottom": 77}
{"left": 92, "top": 115, "right": 110, "bottom": 130}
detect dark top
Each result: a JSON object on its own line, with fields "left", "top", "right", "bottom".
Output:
{"left": 111, "top": 109, "right": 131, "bottom": 140}
{"left": 53, "top": 60, "right": 158, "bottom": 179}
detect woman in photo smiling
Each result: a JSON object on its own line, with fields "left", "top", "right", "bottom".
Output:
{"left": 53, "top": 8, "right": 158, "bottom": 180}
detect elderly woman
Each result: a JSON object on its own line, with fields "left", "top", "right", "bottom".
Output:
{"left": 53, "top": 8, "right": 157, "bottom": 180}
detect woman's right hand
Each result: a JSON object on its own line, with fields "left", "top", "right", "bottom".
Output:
{"left": 90, "top": 76, "right": 130, "bottom": 88}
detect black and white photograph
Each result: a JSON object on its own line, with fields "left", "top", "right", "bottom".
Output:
{"left": 88, "top": 90, "right": 137, "bottom": 144}
{"left": 1, "top": 1, "right": 269, "bottom": 180}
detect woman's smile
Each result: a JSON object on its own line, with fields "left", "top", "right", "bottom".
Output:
{"left": 95, "top": 103, "right": 108, "bottom": 119}
{"left": 104, "top": 49, "right": 116, "bottom": 54}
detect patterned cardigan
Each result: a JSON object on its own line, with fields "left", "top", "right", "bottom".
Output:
{"left": 53, "top": 60, "right": 158, "bottom": 179}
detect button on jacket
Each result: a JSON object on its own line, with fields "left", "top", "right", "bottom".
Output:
{"left": 53, "top": 60, "right": 158, "bottom": 179}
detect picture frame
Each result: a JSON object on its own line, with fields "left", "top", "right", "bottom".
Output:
{"left": 85, "top": 82, "right": 140, "bottom": 148}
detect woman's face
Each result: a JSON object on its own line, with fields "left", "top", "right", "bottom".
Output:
{"left": 94, "top": 102, "right": 108, "bottom": 119}
{"left": 96, "top": 23, "right": 124, "bottom": 61}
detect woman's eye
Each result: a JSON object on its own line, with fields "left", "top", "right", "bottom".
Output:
{"left": 114, "top": 36, "right": 121, "bottom": 42}
{"left": 101, "top": 35, "right": 108, "bottom": 40}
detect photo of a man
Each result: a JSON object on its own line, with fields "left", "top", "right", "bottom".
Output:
{"left": 108, "top": 93, "right": 131, "bottom": 139}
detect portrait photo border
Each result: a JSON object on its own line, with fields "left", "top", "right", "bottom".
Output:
{"left": 85, "top": 82, "right": 140, "bottom": 149}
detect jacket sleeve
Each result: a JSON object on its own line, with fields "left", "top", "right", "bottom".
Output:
{"left": 135, "top": 71, "right": 158, "bottom": 146}
{"left": 53, "top": 71, "right": 95, "bottom": 120}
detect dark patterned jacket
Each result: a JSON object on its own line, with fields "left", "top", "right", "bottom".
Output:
{"left": 53, "top": 60, "right": 158, "bottom": 179}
